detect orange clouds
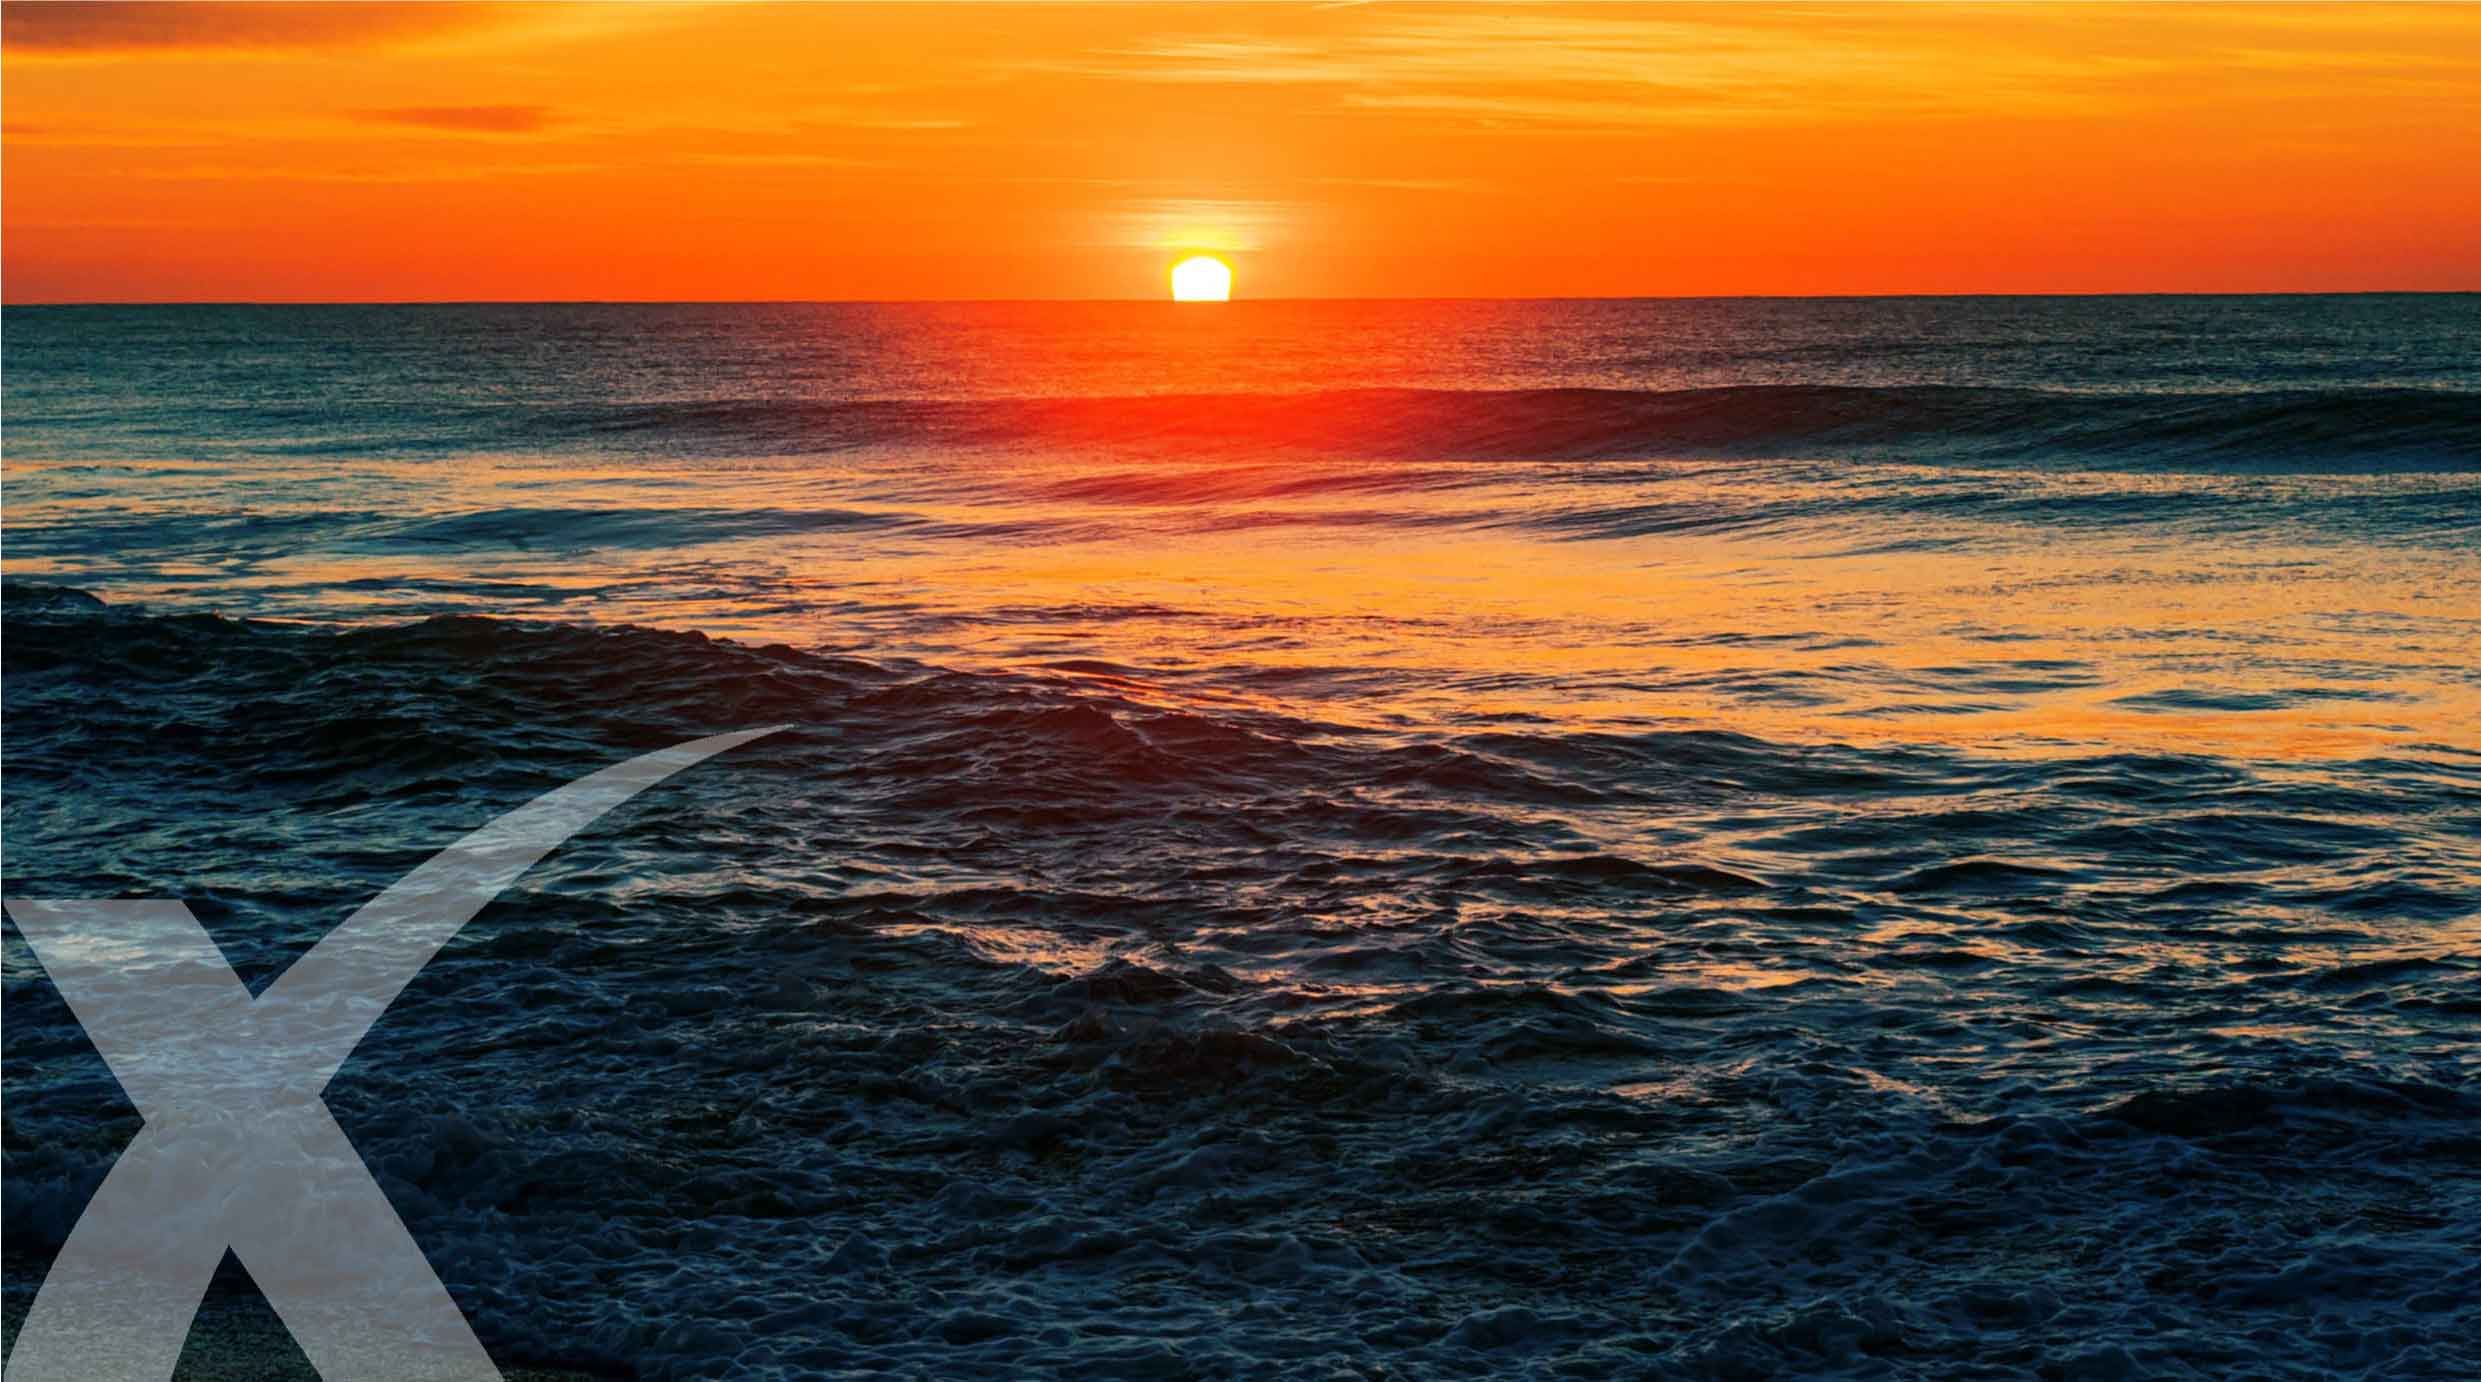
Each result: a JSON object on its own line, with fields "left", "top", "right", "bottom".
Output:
{"left": 4, "top": 2, "right": 2477, "bottom": 301}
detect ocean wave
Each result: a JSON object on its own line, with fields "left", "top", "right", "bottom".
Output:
{"left": 433, "top": 385, "right": 2481, "bottom": 471}
{"left": 8, "top": 587, "right": 2479, "bottom": 1378}
{"left": 18, "top": 383, "right": 2476, "bottom": 472}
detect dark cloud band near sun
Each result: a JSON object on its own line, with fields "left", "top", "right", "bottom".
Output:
{"left": 2, "top": 2, "right": 543, "bottom": 55}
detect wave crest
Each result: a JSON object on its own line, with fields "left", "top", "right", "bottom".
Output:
{"left": 489, "top": 385, "right": 2481, "bottom": 470}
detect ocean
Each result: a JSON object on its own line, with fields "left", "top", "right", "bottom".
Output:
{"left": 5, "top": 295, "right": 2479, "bottom": 1377}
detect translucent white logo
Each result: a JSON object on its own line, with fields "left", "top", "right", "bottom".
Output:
{"left": 4, "top": 728, "right": 783, "bottom": 1381}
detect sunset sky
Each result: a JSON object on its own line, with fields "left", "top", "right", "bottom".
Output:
{"left": 6, "top": 1, "right": 2478, "bottom": 302}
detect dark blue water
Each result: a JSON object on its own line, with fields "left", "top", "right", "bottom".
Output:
{"left": 6, "top": 297, "right": 2480, "bottom": 1377}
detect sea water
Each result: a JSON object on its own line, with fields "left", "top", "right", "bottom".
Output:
{"left": 5, "top": 295, "right": 2478, "bottom": 1376}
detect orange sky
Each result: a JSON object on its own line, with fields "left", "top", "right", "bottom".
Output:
{"left": 6, "top": 1, "right": 2478, "bottom": 302}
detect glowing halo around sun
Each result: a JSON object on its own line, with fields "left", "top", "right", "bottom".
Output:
{"left": 1170, "top": 255, "right": 1232, "bottom": 301}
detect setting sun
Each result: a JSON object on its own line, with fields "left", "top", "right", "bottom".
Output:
{"left": 1170, "top": 256, "right": 1233, "bottom": 302}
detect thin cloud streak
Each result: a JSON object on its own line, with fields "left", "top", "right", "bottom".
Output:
{"left": 1027, "top": 7, "right": 2463, "bottom": 131}
{"left": 355, "top": 105, "right": 562, "bottom": 135}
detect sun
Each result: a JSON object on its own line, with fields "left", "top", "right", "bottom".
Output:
{"left": 1170, "top": 255, "right": 1232, "bottom": 302}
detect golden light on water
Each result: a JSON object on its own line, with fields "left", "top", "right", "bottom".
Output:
{"left": 1170, "top": 256, "right": 1232, "bottom": 301}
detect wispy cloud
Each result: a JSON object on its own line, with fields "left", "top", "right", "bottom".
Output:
{"left": 1336, "top": 87, "right": 1758, "bottom": 131}
{"left": 1071, "top": 37, "right": 1349, "bottom": 85}
{"left": 1010, "top": 14, "right": 1995, "bottom": 129}
{"left": 354, "top": 105, "right": 561, "bottom": 135}
{"left": 121, "top": 159, "right": 618, "bottom": 185}
{"left": 1016, "top": 8, "right": 2467, "bottom": 132}
{"left": 1309, "top": 175, "right": 1476, "bottom": 194}
{"left": 1099, "top": 197, "right": 1304, "bottom": 252}
{"left": 671, "top": 151, "right": 878, "bottom": 172}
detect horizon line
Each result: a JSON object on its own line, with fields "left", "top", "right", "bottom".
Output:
{"left": 8, "top": 288, "right": 2478, "bottom": 309}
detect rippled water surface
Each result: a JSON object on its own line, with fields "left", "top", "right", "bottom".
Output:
{"left": 6, "top": 297, "right": 2480, "bottom": 1377}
